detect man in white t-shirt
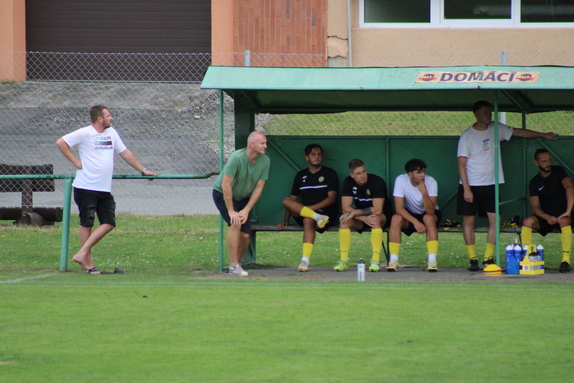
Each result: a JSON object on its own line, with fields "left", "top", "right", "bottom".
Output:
{"left": 457, "top": 100, "right": 558, "bottom": 272}
{"left": 388, "top": 159, "right": 441, "bottom": 272}
{"left": 56, "top": 105, "right": 156, "bottom": 274}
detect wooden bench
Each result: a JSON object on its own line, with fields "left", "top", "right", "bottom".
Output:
{"left": 247, "top": 223, "right": 524, "bottom": 264}
{"left": 0, "top": 164, "right": 63, "bottom": 225}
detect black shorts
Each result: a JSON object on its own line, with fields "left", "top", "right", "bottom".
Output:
{"left": 293, "top": 210, "right": 337, "bottom": 234}
{"left": 73, "top": 188, "right": 116, "bottom": 227}
{"left": 212, "top": 189, "right": 252, "bottom": 235}
{"left": 533, "top": 215, "right": 562, "bottom": 236}
{"left": 402, "top": 209, "right": 442, "bottom": 236}
{"left": 354, "top": 211, "right": 392, "bottom": 234}
{"left": 457, "top": 184, "right": 495, "bottom": 218}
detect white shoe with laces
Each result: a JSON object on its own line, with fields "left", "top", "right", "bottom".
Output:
{"left": 229, "top": 264, "right": 248, "bottom": 277}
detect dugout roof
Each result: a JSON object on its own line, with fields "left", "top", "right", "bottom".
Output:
{"left": 201, "top": 65, "right": 574, "bottom": 114}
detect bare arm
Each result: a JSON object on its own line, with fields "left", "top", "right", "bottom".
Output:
{"left": 308, "top": 190, "right": 337, "bottom": 212}
{"left": 529, "top": 195, "right": 557, "bottom": 224}
{"left": 417, "top": 180, "right": 437, "bottom": 215}
{"left": 277, "top": 195, "right": 297, "bottom": 229}
{"left": 119, "top": 149, "right": 156, "bottom": 176}
{"left": 241, "top": 179, "right": 267, "bottom": 217}
{"left": 512, "top": 128, "right": 558, "bottom": 140}
{"left": 558, "top": 177, "right": 574, "bottom": 220}
{"left": 56, "top": 138, "right": 82, "bottom": 169}
{"left": 458, "top": 156, "right": 473, "bottom": 203}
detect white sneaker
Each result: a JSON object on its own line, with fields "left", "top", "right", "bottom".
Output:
{"left": 298, "top": 260, "right": 309, "bottom": 272}
{"left": 386, "top": 259, "right": 399, "bottom": 272}
{"left": 316, "top": 214, "right": 329, "bottom": 229}
{"left": 229, "top": 264, "right": 248, "bottom": 277}
{"left": 427, "top": 260, "right": 438, "bottom": 272}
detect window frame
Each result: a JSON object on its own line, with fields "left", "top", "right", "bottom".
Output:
{"left": 359, "top": 0, "right": 574, "bottom": 28}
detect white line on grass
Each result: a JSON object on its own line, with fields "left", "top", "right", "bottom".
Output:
{"left": 0, "top": 273, "right": 58, "bottom": 284}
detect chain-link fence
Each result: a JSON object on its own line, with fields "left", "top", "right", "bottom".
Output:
{"left": 1, "top": 51, "right": 573, "bottom": 215}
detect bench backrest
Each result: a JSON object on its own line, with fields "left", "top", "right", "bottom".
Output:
{"left": 251, "top": 135, "right": 574, "bottom": 227}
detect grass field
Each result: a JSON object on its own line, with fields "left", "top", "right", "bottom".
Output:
{"left": 1, "top": 215, "right": 573, "bottom": 382}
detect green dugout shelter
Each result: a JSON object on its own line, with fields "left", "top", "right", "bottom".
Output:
{"left": 201, "top": 65, "right": 574, "bottom": 268}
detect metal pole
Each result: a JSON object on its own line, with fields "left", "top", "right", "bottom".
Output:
{"left": 244, "top": 50, "right": 250, "bottom": 67}
{"left": 493, "top": 93, "right": 501, "bottom": 265}
{"left": 218, "top": 89, "right": 225, "bottom": 272}
{"left": 59, "top": 178, "right": 73, "bottom": 271}
{"left": 500, "top": 50, "right": 507, "bottom": 124}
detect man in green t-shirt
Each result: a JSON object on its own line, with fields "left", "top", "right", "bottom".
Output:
{"left": 212, "top": 131, "right": 270, "bottom": 276}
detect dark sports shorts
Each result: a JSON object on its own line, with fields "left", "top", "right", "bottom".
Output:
{"left": 354, "top": 211, "right": 392, "bottom": 234}
{"left": 401, "top": 209, "right": 442, "bottom": 236}
{"left": 212, "top": 189, "right": 252, "bottom": 234}
{"left": 457, "top": 184, "right": 494, "bottom": 218}
{"left": 293, "top": 210, "right": 337, "bottom": 234}
{"left": 73, "top": 187, "right": 116, "bottom": 227}
{"left": 533, "top": 215, "right": 562, "bottom": 236}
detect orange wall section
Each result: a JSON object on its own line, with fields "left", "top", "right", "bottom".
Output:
{"left": 0, "top": 0, "right": 26, "bottom": 81}
{"left": 212, "top": 0, "right": 327, "bottom": 67}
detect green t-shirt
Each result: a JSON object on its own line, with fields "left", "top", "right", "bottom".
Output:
{"left": 213, "top": 148, "right": 270, "bottom": 201}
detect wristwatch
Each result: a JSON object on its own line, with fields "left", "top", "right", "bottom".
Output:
{"left": 141, "top": 168, "right": 147, "bottom": 175}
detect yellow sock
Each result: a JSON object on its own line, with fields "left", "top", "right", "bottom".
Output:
{"left": 339, "top": 229, "right": 351, "bottom": 262}
{"left": 299, "top": 206, "right": 315, "bottom": 219}
{"left": 303, "top": 242, "right": 313, "bottom": 258}
{"left": 389, "top": 242, "right": 401, "bottom": 256}
{"left": 427, "top": 240, "right": 438, "bottom": 255}
{"left": 370, "top": 228, "right": 383, "bottom": 262}
{"left": 521, "top": 226, "right": 533, "bottom": 247}
{"left": 561, "top": 226, "right": 572, "bottom": 263}
{"left": 484, "top": 243, "right": 495, "bottom": 260}
{"left": 466, "top": 245, "right": 477, "bottom": 261}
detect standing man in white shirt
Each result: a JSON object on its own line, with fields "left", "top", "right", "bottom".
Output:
{"left": 388, "top": 159, "right": 441, "bottom": 272}
{"left": 457, "top": 100, "right": 557, "bottom": 271}
{"left": 56, "top": 105, "right": 156, "bottom": 274}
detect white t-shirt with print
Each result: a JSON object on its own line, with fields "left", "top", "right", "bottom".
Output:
{"left": 457, "top": 122, "right": 513, "bottom": 186}
{"left": 393, "top": 173, "right": 439, "bottom": 215}
{"left": 63, "top": 125, "right": 127, "bottom": 192}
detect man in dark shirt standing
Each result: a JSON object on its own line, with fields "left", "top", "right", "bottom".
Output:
{"left": 278, "top": 144, "right": 339, "bottom": 272}
{"left": 522, "top": 148, "right": 574, "bottom": 273}
{"left": 334, "top": 159, "right": 392, "bottom": 272}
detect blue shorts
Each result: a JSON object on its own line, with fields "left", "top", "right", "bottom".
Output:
{"left": 212, "top": 189, "right": 252, "bottom": 234}
{"left": 73, "top": 188, "right": 116, "bottom": 227}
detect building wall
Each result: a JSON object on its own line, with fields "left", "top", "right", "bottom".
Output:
{"left": 338, "top": 0, "right": 574, "bottom": 67}
{"left": 212, "top": 0, "right": 328, "bottom": 67}
{"left": 0, "top": 0, "right": 26, "bottom": 81}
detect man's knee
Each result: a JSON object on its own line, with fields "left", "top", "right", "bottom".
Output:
{"left": 522, "top": 216, "right": 537, "bottom": 228}
{"left": 423, "top": 213, "right": 436, "bottom": 226}
{"left": 302, "top": 217, "right": 317, "bottom": 230}
{"left": 390, "top": 214, "right": 404, "bottom": 228}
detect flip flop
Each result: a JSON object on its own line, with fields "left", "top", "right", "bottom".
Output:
{"left": 100, "top": 268, "right": 124, "bottom": 275}
{"left": 85, "top": 268, "right": 100, "bottom": 274}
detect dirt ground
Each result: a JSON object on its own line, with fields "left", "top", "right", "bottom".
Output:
{"left": 201, "top": 265, "right": 574, "bottom": 283}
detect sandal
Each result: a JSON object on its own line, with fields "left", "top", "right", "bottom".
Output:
{"left": 86, "top": 268, "right": 101, "bottom": 274}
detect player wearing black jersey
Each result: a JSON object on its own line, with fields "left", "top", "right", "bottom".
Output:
{"left": 522, "top": 148, "right": 574, "bottom": 272}
{"left": 334, "top": 159, "right": 392, "bottom": 272}
{"left": 278, "top": 144, "right": 339, "bottom": 272}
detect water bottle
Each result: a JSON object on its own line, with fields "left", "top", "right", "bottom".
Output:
{"left": 537, "top": 243, "right": 544, "bottom": 263}
{"left": 514, "top": 243, "right": 522, "bottom": 262}
{"left": 522, "top": 244, "right": 529, "bottom": 261}
{"left": 357, "top": 259, "right": 365, "bottom": 282}
{"left": 506, "top": 244, "right": 517, "bottom": 274}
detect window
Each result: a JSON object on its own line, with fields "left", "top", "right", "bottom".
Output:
{"left": 360, "top": 0, "right": 574, "bottom": 27}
